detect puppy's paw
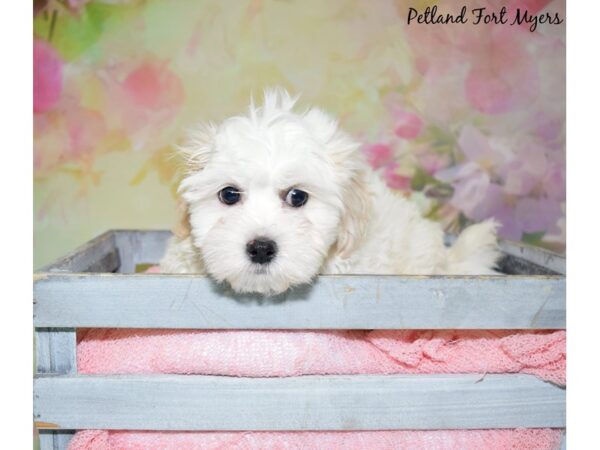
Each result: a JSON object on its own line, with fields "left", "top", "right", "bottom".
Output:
{"left": 160, "top": 236, "right": 205, "bottom": 274}
{"left": 447, "top": 219, "right": 500, "bottom": 274}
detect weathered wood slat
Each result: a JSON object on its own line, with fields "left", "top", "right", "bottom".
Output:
{"left": 444, "top": 234, "right": 564, "bottom": 275}
{"left": 39, "top": 231, "right": 120, "bottom": 273}
{"left": 34, "top": 274, "right": 565, "bottom": 329}
{"left": 35, "top": 328, "right": 76, "bottom": 377}
{"left": 33, "top": 374, "right": 565, "bottom": 431}
{"left": 499, "top": 240, "right": 565, "bottom": 275}
{"left": 36, "top": 328, "right": 77, "bottom": 449}
{"left": 38, "top": 431, "right": 74, "bottom": 450}
{"left": 113, "top": 230, "right": 171, "bottom": 273}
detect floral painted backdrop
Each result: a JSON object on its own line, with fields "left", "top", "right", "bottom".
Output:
{"left": 33, "top": 0, "right": 565, "bottom": 268}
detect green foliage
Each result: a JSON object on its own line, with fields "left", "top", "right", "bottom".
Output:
{"left": 522, "top": 231, "right": 546, "bottom": 246}
{"left": 33, "top": 2, "right": 133, "bottom": 61}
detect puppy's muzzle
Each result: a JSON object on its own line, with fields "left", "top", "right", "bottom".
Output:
{"left": 246, "top": 238, "right": 278, "bottom": 264}
{"left": 246, "top": 238, "right": 277, "bottom": 264}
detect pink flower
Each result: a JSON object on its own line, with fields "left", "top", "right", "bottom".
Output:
{"left": 383, "top": 162, "right": 411, "bottom": 191}
{"left": 363, "top": 143, "right": 393, "bottom": 169}
{"left": 33, "top": 39, "right": 63, "bottom": 114}
{"left": 67, "top": 0, "right": 92, "bottom": 8}
{"left": 464, "top": 29, "right": 539, "bottom": 115}
{"left": 382, "top": 93, "right": 424, "bottom": 140}
{"left": 393, "top": 111, "right": 423, "bottom": 139}
{"left": 123, "top": 61, "right": 184, "bottom": 110}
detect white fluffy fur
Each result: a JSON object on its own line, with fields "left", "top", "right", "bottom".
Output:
{"left": 160, "top": 89, "right": 500, "bottom": 294}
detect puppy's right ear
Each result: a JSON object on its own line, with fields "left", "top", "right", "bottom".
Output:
{"left": 177, "top": 122, "right": 217, "bottom": 174}
{"left": 177, "top": 121, "right": 218, "bottom": 204}
{"left": 173, "top": 122, "right": 217, "bottom": 239}
{"left": 172, "top": 197, "right": 192, "bottom": 240}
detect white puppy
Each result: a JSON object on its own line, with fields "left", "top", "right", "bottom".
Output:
{"left": 160, "top": 89, "right": 500, "bottom": 294}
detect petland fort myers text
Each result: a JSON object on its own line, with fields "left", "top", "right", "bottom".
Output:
{"left": 407, "top": 5, "right": 564, "bottom": 32}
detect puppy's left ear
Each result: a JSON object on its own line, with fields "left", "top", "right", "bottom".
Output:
{"left": 303, "top": 107, "right": 371, "bottom": 258}
{"left": 335, "top": 168, "right": 371, "bottom": 258}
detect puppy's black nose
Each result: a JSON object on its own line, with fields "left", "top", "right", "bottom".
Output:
{"left": 246, "top": 238, "right": 278, "bottom": 264}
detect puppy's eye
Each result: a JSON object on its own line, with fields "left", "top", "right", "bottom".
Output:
{"left": 284, "top": 188, "right": 309, "bottom": 208}
{"left": 218, "top": 186, "right": 241, "bottom": 205}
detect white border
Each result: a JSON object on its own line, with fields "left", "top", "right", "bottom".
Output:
{"left": 1, "top": 2, "right": 33, "bottom": 448}
{"left": 566, "top": 0, "right": 600, "bottom": 447}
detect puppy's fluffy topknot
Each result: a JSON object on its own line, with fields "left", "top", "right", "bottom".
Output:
{"left": 178, "top": 88, "right": 360, "bottom": 193}
{"left": 176, "top": 89, "right": 303, "bottom": 176}
{"left": 247, "top": 88, "right": 300, "bottom": 125}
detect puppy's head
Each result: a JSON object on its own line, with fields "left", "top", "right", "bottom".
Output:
{"left": 178, "top": 89, "right": 368, "bottom": 294}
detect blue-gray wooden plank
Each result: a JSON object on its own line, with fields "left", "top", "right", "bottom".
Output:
{"left": 34, "top": 273, "right": 565, "bottom": 329}
{"left": 33, "top": 373, "right": 565, "bottom": 431}
{"left": 35, "top": 328, "right": 76, "bottom": 375}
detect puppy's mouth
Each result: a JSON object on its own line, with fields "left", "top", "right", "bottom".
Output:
{"left": 250, "top": 264, "right": 271, "bottom": 275}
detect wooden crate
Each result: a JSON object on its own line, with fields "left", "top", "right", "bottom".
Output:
{"left": 33, "top": 230, "right": 566, "bottom": 450}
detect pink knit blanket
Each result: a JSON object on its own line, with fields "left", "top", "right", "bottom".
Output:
{"left": 69, "top": 429, "right": 564, "bottom": 450}
{"left": 69, "top": 328, "right": 565, "bottom": 450}
{"left": 77, "top": 329, "right": 565, "bottom": 384}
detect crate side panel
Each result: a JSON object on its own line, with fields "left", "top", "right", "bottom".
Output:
{"left": 499, "top": 241, "right": 565, "bottom": 275}
{"left": 33, "top": 374, "right": 565, "bottom": 431}
{"left": 34, "top": 274, "right": 565, "bottom": 329}
{"left": 113, "top": 230, "right": 171, "bottom": 273}
{"left": 35, "top": 329, "right": 77, "bottom": 450}
{"left": 38, "top": 231, "right": 120, "bottom": 273}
